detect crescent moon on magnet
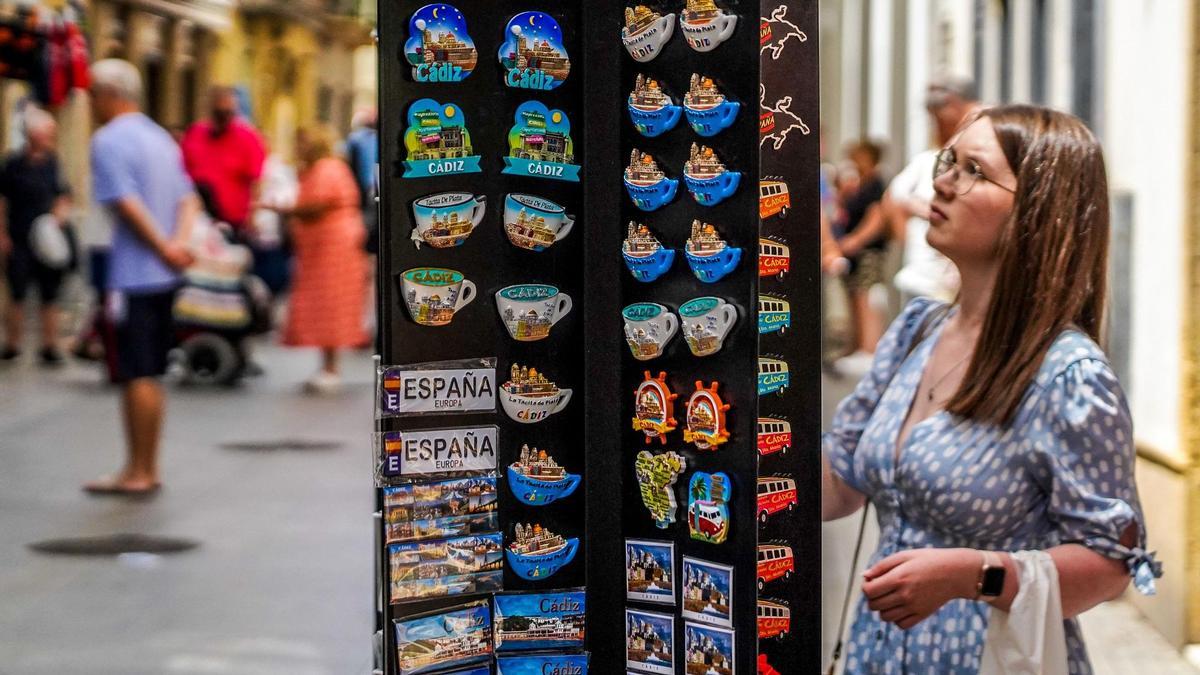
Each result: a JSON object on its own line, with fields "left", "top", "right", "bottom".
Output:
{"left": 529, "top": 15, "right": 536, "bottom": 27}
{"left": 432, "top": 7, "right": 439, "bottom": 19}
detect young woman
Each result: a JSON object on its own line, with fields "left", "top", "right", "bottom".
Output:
{"left": 822, "top": 105, "right": 1161, "bottom": 673}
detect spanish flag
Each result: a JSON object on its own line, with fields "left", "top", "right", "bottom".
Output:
{"left": 383, "top": 374, "right": 401, "bottom": 390}
{"left": 384, "top": 435, "right": 403, "bottom": 452}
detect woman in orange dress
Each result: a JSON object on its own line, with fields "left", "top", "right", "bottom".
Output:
{"left": 271, "top": 126, "right": 367, "bottom": 393}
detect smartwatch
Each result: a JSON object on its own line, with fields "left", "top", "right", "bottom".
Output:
{"left": 977, "top": 551, "right": 1006, "bottom": 598}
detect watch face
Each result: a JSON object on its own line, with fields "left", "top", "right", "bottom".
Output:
{"left": 981, "top": 566, "right": 1006, "bottom": 596}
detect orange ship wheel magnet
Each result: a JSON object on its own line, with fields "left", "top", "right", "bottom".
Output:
{"left": 632, "top": 371, "right": 678, "bottom": 444}
{"left": 683, "top": 380, "right": 730, "bottom": 450}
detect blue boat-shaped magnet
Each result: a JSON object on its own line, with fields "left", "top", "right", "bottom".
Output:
{"left": 684, "top": 143, "right": 741, "bottom": 206}
{"left": 625, "top": 149, "right": 678, "bottom": 211}
{"left": 402, "top": 99, "right": 482, "bottom": 178}
{"left": 503, "top": 101, "right": 580, "bottom": 182}
{"left": 507, "top": 444, "right": 580, "bottom": 506}
{"left": 622, "top": 221, "right": 675, "bottom": 282}
{"left": 683, "top": 74, "right": 740, "bottom": 136}
{"left": 685, "top": 220, "right": 742, "bottom": 283}
{"left": 628, "top": 74, "right": 682, "bottom": 137}
{"left": 498, "top": 12, "right": 571, "bottom": 90}
{"left": 506, "top": 523, "right": 579, "bottom": 580}
{"left": 403, "top": 4, "right": 478, "bottom": 83}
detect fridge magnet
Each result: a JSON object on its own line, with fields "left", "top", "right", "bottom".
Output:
{"left": 507, "top": 444, "right": 581, "bottom": 506}
{"left": 678, "top": 296, "right": 737, "bottom": 358}
{"left": 626, "top": 608, "right": 675, "bottom": 675}
{"left": 495, "top": 284, "right": 573, "bottom": 342}
{"left": 687, "top": 471, "right": 732, "bottom": 544}
{"left": 634, "top": 450, "right": 687, "bottom": 528}
{"left": 757, "top": 475, "right": 798, "bottom": 524}
{"left": 683, "top": 74, "right": 740, "bottom": 137}
{"left": 622, "top": 6, "right": 676, "bottom": 62}
{"left": 625, "top": 149, "right": 679, "bottom": 212}
{"left": 759, "top": 177, "right": 791, "bottom": 219}
{"left": 389, "top": 534, "right": 503, "bottom": 603}
{"left": 379, "top": 357, "right": 496, "bottom": 417}
{"left": 685, "top": 221, "right": 742, "bottom": 283}
{"left": 440, "top": 668, "right": 490, "bottom": 675}
{"left": 683, "top": 381, "right": 731, "bottom": 450}
{"left": 757, "top": 598, "right": 791, "bottom": 640}
{"left": 400, "top": 267, "right": 477, "bottom": 327}
{"left": 681, "top": 556, "right": 733, "bottom": 627}
{"left": 684, "top": 143, "right": 741, "bottom": 206}
{"left": 679, "top": 0, "right": 738, "bottom": 53}
{"left": 757, "top": 294, "right": 791, "bottom": 335}
{"left": 756, "top": 542, "right": 795, "bottom": 592}
{"left": 756, "top": 417, "right": 792, "bottom": 456}
{"left": 384, "top": 474, "right": 498, "bottom": 544}
{"left": 403, "top": 4, "right": 478, "bottom": 83}
{"left": 624, "top": 302, "right": 679, "bottom": 361}
{"left": 494, "top": 589, "right": 586, "bottom": 652}
{"left": 402, "top": 99, "right": 481, "bottom": 178}
{"left": 628, "top": 74, "right": 682, "bottom": 137}
{"left": 504, "top": 193, "right": 575, "bottom": 252}
{"left": 757, "top": 357, "right": 790, "bottom": 395}
{"left": 410, "top": 192, "right": 486, "bottom": 249}
{"left": 378, "top": 426, "right": 498, "bottom": 481}
{"left": 503, "top": 101, "right": 580, "bottom": 182}
{"left": 683, "top": 622, "right": 735, "bottom": 675}
{"left": 498, "top": 653, "right": 589, "bottom": 675}
{"left": 632, "top": 371, "right": 678, "bottom": 444}
{"left": 622, "top": 222, "right": 675, "bottom": 283}
{"left": 506, "top": 522, "right": 579, "bottom": 580}
{"left": 759, "top": 237, "right": 791, "bottom": 279}
{"left": 394, "top": 600, "right": 492, "bottom": 675}
{"left": 626, "top": 538, "right": 675, "bottom": 604}
{"left": 501, "top": 363, "right": 573, "bottom": 424}
{"left": 498, "top": 11, "right": 571, "bottom": 90}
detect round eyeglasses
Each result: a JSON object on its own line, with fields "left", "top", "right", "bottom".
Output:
{"left": 933, "top": 147, "right": 1016, "bottom": 195}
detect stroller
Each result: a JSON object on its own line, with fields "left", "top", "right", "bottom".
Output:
{"left": 170, "top": 213, "right": 272, "bottom": 386}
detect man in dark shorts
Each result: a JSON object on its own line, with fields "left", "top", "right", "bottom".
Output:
{"left": 0, "top": 108, "right": 72, "bottom": 364}
{"left": 85, "top": 59, "right": 200, "bottom": 497}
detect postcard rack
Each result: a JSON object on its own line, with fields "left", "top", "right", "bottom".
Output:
{"left": 375, "top": 2, "right": 818, "bottom": 673}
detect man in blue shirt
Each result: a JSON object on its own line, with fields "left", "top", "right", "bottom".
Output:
{"left": 84, "top": 59, "right": 199, "bottom": 497}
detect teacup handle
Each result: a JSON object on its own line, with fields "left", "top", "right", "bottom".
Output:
{"left": 455, "top": 280, "right": 477, "bottom": 310}
{"left": 555, "top": 388, "right": 573, "bottom": 412}
{"left": 552, "top": 294, "right": 573, "bottom": 325}
{"left": 556, "top": 215, "right": 576, "bottom": 241}
{"left": 719, "top": 304, "right": 738, "bottom": 336}
{"left": 663, "top": 181, "right": 679, "bottom": 204}
{"left": 666, "top": 107, "right": 683, "bottom": 127}
{"left": 470, "top": 196, "right": 488, "bottom": 227}
{"left": 663, "top": 312, "right": 680, "bottom": 342}
{"left": 722, "top": 101, "right": 741, "bottom": 126}
{"left": 718, "top": 14, "right": 738, "bottom": 41}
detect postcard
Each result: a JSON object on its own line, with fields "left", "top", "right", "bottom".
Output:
{"left": 626, "top": 608, "right": 674, "bottom": 675}
{"left": 494, "top": 589, "right": 586, "bottom": 652}
{"left": 626, "top": 539, "right": 675, "bottom": 604}
{"left": 684, "top": 622, "right": 735, "bottom": 675}
{"left": 389, "top": 533, "right": 504, "bottom": 603}
{"left": 394, "top": 600, "right": 491, "bottom": 675}
{"left": 384, "top": 474, "right": 498, "bottom": 544}
{"left": 497, "top": 652, "right": 588, "bottom": 675}
{"left": 681, "top": 556, "right": 733, "bottom": 627}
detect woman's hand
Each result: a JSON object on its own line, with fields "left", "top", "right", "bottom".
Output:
{"left": 862, "top": 548, "right": 980, "bottom": 630}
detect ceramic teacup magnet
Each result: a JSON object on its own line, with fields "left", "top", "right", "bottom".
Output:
{"left": 402, "top": 99, "right": 482, "bottom": 178}
{"left": 683, "top": 380, "right": 731, "bottom": 450}
{"left": 501, "top": 363, "right": 572, "bottom": 424}
{"left": 503, "top": 194, "right": 575, "bottom": 252}
{"left": 503, "top": 101, "right": 580, "bottom": 182}
{"left": 409, "top": 192, "right": 486, "bottom": 248}
{"left": 679, "top": 296, "right": 737, "bottom": 357}
{"left": 679, "top": 0, "right": 738, "bottom": 53}
{"left": 684, "top": 74, "right": 741, "bottom": 137}
{"left": 399, "top": 267, "right": 477, "bottom": 327}
{"left": 623, "top": 222, "right": 675, "bottom": 283}
{"left": 633, "top": 371, "right": 678, "bottom": 444}
{"left": 684, "top": 143, "right": 741, "bottom": 206}
{"left": 622, "top": 5, "right": 676, "bottom": 62}
{"left": 506, "top": 522, "right": 579, "bottom": 580}
{"left": 498, "top": 11, "right": 571, "bottom": 90}
{"left": 403, "top": 4, "right": 478, "bottom": 83}
{"left": 507, "top": 444, "right": 580, "bottom": 506}
{"left": 685, "top": 220, "right": 743, "bottom": 283}
{"left": 495, "top": 284, "right": 573, "bottom": 342}
{"left": 625, "top": 149, "right": 679, "bottom": 211}
{"left": 628, "top": 74, "right": 682, "bottom": 138}
{"left": 688, "top": 471, "right": 732, "bottom": 544}
{"left": 635, "top": 450, "right": 687, "bottom": 528}
{"left": 624, "top": 302, "right": 679, "bottom": 361}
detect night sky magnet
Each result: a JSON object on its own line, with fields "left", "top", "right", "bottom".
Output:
{"left": 403, "top": 4, "right": 478, "bottom": 83}
{"left": 684, "top": 74, "right": 740, "bottom": 137}
{"left": 507, "top": 444, "right": 580, "bottom": 506}
{"left": 633, "top": 371, "right": 678, "bottom": 444}
{"left": 683, "top": 380, "right": 730, "bottom": 450}
{"left": 635, "top": 450, "right": 687, "bottom": 528}
{"left": 622, "top": 6, "right": 676, "bottom": 62}
{"left": 501, "top": 363, "right": 572, "bottom": 423}
{"left": 679, "top": 0, "right": 738, "bottom": 53}
{"left": 687, "top": 471, "right": 732, "bottom": 544}
{"left": 623, "top": 222, "right": 675, "bottom": 282}
{"left": 685, "top": 220, "right": 742, "bottom": 283}
{"left": 506, "top": 522, "right": 579, "bottom": 580}
{"left": 684, "top": 143, "right": 741, "bottom": 206}
{"left": 498, "top": 11, "right": 571, "bottom": 90}
{"left": 504, "top": 101, "right": 580, "bottom": 182}
{"left": 402, "top": 99, "right": 481, "bottom": 178}
{"left": 628, "top": 74, "right": 682, "bottom": 137}
{"left": 625, "top": 149, "right": 678, "bottom": 211}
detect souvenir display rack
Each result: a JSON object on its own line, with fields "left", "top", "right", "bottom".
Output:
{"left": 375, "top": 2, "right": 817, "bottom": 673}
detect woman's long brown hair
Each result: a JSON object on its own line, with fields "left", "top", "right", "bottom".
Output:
{"left": 946, "top": 105, "right": 1110, "bottom": 426}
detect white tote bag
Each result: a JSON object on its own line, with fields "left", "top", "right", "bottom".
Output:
{"left": 979, "top": 550, "right": 1070, "bottom": 675}
{"left": 29, "top": 213, "right": 71, "bottom": 270}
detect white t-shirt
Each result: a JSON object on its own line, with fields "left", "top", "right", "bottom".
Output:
{"left": 889, "top": 149, "right": 959, "bottom": 300}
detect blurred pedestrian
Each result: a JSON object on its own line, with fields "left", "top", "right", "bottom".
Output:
{"left": 265, "top": 126, "right": 367, "bottom": 394}
{"left": 822, "top": 105, "right": 1159, "bottom": 673}
{"left": 345, "top": 107, "right": 379, "bottom": 346}
{"left": 83, "top": 59, "right": 200, "bottom": 497}
{"left": 833, "top": 140, "right": 888, "bottom": 375}
{"left": 181, "top": 85, "right": 265, "bottom": 237}
{"left": 0, "top": 107, "right": 73, "bottom": 365}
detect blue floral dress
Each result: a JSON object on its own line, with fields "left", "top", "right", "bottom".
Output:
{"left": 825, "top": 298, "right": 1162, "bottom": 675}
